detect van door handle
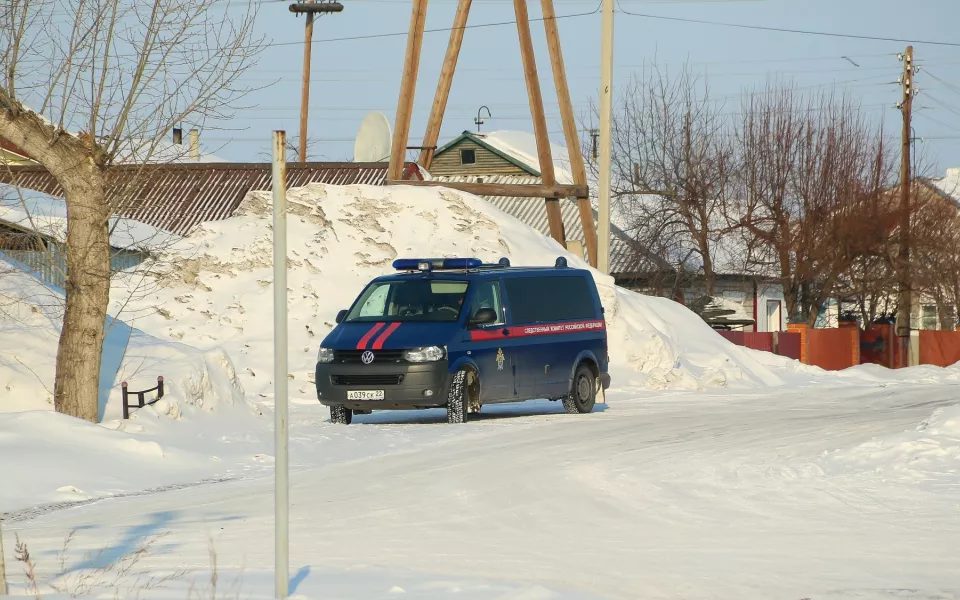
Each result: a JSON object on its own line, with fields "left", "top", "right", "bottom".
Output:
{"left": 502, "top": 328, "right": 510, "bottom": 336}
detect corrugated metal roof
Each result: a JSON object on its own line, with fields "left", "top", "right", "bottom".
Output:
{"left": 432, "top": 174, "right": 669, "bottom": 275}
{"left": 0, "top": 162, "right": 421, "bottom": 236}
{"left": 1, "top": 163, "right": 664, "bottom": 275}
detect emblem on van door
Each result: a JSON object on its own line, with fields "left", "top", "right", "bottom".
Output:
{"left": 361, "top": 351, "right": 375, "bottom": 365}
{"left": 496, "top": 348, "right": 505, "bottom": 370}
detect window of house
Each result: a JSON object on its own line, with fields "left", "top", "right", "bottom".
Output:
{"left": 921, "top": 305, "right": 938, "bottom": 330}
{"left": 460, "top": 149, "right": 476, "bottom": 165}
{"left": 945, "top": 306, "right": 957, "bottom": 330}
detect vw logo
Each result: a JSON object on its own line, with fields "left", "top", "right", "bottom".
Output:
{"left": 361, "top": 351, "right": 375, "bottom": 365}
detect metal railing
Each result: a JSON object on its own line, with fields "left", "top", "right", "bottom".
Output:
{"left": 121, "top": 376, "right": 164, "bottom": 419}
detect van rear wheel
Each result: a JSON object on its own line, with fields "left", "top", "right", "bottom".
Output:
{"left": 330, "top": 405, "right": 352, "bottom": 425}
{"left": 563, "top": 364, "right": 596, "bottom": 414}
{"left": 446, "top": 369, "right": 469, "bottom": 424}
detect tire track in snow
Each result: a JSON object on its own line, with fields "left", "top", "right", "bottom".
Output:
{"left": 1, "top": 475, "right": 240, "bottom": 523}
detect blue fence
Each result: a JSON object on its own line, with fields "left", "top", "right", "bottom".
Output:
{"left": 1, "top": 246, "right": 145, "bottom": 290}
{"left": 0, "top": 248, "right": 134, "bottom": 422}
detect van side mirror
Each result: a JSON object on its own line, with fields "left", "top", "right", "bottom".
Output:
{"left": 335, "top": 309, "right": 347, "bottom": 324}
{"left": 470, "top": 308, "right": 497, "bottom": 327}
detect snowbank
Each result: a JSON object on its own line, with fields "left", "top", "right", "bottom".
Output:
{"left": 934, "top": 167, "right": 960, "bottom": 202}
{"left": 0, "top": 266, "right": 248, "bottom": 418}
{"left": 820, "top": 403, "right": 960, "bottom": 484}
{"left": 105, "top": 183, "right": 800, "bottom": 402}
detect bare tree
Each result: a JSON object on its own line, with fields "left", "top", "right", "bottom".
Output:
{"left": 734, "top": 82, "right": 896, "bottom": 325}
{"left": 907, "top": 181, "right": 960, "bottom": 329}
{"left": 0, "top": 0, "right": 263, "bottom": 421}
{"left": 584, "top": 61, "right": 734, "bottom": 295}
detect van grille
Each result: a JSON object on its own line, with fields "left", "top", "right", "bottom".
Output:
{"left": 330, "top": 374, "right": 404, "bottom": 386}
{"left": 333, "top": 350, "right": 405, "bottom": 363}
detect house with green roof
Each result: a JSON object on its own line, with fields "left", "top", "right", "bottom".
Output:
{"left": 429, "top": 130, "right": 574, "bottom": 183}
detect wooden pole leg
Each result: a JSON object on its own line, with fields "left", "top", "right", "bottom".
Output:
{"left": 419, "top": 0, "right": 472, "bottom": 169}
{"left": 389, "top": 0, "right": 430, "bottom": 181}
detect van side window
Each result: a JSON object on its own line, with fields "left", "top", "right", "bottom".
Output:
{"left": 504, "top": 276, "right": 595, "bottom": 324}
{"left": 468, "top": 280, "right": 505, "bottom": 326}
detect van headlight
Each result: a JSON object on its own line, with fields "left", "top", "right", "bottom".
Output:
{"left": 403, "top": 346, "right": 444, "bottom": 362}
{"left": 317, "top": 347, "right": 334, "bottom": 363}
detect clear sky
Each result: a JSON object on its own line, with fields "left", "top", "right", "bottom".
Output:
{"left": 202, "top": 0, "right": 960, "bottom": 177}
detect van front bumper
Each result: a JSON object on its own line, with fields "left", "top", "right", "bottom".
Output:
{"left": 315, "top": 359, "right": 451, "bottom": 411}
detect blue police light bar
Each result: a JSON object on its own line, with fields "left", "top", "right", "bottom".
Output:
{"left": 441, "top": 258, "right": 482, "bottom": 269}
{"left": 392, "top": 258, "right": 483, "bottom": 271}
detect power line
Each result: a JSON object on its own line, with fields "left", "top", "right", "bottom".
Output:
{"left": 914, "top": 111, "right": 960, "bottom": 135}
{"left": 265, "top": 2, "right": 601, "bottom": 48}
{"left": 922, "top": 69, "right": 960, "bottom": 99}
{"left": 11, "top": 2, "right": 602, "bottom": 62}
{"left": 923, "top": 93, "right": 960, "bottom": 120}
{"left": 615, "top": 1, "right": 960, "bottom": 49}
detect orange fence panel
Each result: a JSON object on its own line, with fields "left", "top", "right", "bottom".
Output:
{"left": 808, "top": 328, "right": 859, "bottom": 371}
{"left": 718, "top": 331, "right": 800, "bottom": 359}
{"left": 777, "top": 332, "right": 802, "bottom": 360}
{"left": 743, "top": 332, "right": 774, "bottom": 353}
{"left": 860, "top": 323, "right": 896, "bottom": 369}
{"left": 918, "top": 331, "right": 960, "bottom": 367}
{"left": 717, "top": 331, "right": 744, "bottom": 346}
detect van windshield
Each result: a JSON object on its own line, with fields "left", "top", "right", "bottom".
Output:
{"left": 345, "top": 279, "right": 469, "bottom": 323}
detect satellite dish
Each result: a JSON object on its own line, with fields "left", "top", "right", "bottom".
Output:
{"left": 354, "top": 111, "right": 392, "bottom": 162}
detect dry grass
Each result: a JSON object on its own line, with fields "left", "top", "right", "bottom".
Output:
{"left": 11, "top": 531, "right": 245, "bottom": 599}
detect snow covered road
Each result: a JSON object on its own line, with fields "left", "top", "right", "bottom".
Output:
{"left": 6, "top": 381, "right": 960, "bottom": 599}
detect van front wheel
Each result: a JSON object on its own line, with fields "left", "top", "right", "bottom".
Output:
{"left": 563, "top": 364, "right": 596, "bottom": 414}
{"left": 330, "top": 405, "right": 352, "bottom": 425}
{"left": 446, "top": 369, "right": 469, "bottom": 424}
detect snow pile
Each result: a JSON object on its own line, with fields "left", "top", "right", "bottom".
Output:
{"left": 107, "top": 183, "right": 794, "bottom": 400}
{"left": 0, "top": 184, "right": 180, "bottom": 251}
{"left": 820, "top": 404, "right": 960, "bottom": 484}
{"left": 0, "top": 410, "right": 238, "bottom": 514}
{"left": 934, "top": 166, "right": 960, "bottom": 202}
{"left": 0, "top": 265, "right": 247, "bottom": 418}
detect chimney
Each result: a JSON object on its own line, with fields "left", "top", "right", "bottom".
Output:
{"left": 172, "top": 127, "right": 183, "bottom": 145}
{"left": 566, "top": 239, "right": 584, "bottom": 260}
{"left": 189, "top": 128, "right": 199, "bottom": 161}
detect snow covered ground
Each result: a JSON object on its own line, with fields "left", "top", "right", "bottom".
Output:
{"left": 2, "top": 183, "right": 959, "bottom": 598}
{"left": 4, "top": 382, "right": 959, "bottom": 599}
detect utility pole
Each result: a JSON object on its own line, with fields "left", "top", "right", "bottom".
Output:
{"left": 289, "top": 1, "right": 344, "bottom": 163}
{"left": 896, "top": 45, "right": 915, "bottom": 367}
{"left": 597, "top": 0, "right": 614, "bottom": 274}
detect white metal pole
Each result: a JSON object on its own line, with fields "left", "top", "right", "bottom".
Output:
{"left": 597, "top": 0, "right": 614, "bottom": 275}
{"left": 272, "top": 130, "right": 289, "bottom": 599}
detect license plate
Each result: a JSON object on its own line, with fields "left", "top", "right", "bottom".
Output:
{"left": 347, "top": 390, "right": 384, "bottom": 400}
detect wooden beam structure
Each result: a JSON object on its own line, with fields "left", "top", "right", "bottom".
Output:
{"left": 390, "top": 0, "right": 598, "bottom": 265}
{"left": 389, "top": 0, "right": 429, "bottom": 182}
{"left": 419, "top": 0, "right": 472, "bottom": 170}
{"left": 541, "top": 0, "right": 597, "bottom": 266}
{"left": 512, "top": 0, "right": 564, "bottom": 247}
{"left": 387, "top": 179, "right": 587, "bottom": 198}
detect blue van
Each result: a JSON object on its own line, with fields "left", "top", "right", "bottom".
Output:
{"left": 315, "top": 257, "right": 610, "bottom": 424}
